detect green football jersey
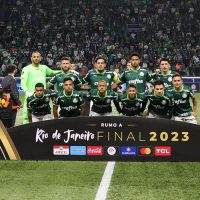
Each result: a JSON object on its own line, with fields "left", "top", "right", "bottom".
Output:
{"left": 117, "top": 93, "right": 147, "bottom": 116}
{"left": 48, "top": 70, "right": 82, "bottom": 94}
{"left": 171, "top": 86, "right": 194, "bottom": 117}
{"left": 21, "top": 64, "right": 59, "bottom": 92}
{"left": 119, "top": 67, "right": 152, "bottom": 94}
{"left": 86, "top": 90, "right": 118, "bottom": 114}
{"left": 151, "top": 70, "right": 177, "bottom": 89}
{"left": 27, "top": 89, "right": 57, "bottom": 115}
{"left": 81, "top": 69, "right": 118, "bottom": 91}
{"left": 55, "top": 90, "right": 85, "bottom": 117}
{"left": 146, "top": 90, "right": 173, "bottom": 118}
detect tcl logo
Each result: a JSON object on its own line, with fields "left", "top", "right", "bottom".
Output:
{"left": 155, "top": 146, "right": 171, "bottom": 156}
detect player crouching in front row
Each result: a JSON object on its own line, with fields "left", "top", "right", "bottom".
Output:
{"left": 27, "top": 83, "right": 57, "bottom": 123}
{"left": 171, "top": 74, "right": 197, "bottom": 124}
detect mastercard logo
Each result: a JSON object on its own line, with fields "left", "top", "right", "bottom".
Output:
{"left": 138, "top": 147, "right": 154, "bottom": 156}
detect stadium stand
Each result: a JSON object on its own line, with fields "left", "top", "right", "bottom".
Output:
{"left": 0, "top": 0, "right": 199, "bottom": 76}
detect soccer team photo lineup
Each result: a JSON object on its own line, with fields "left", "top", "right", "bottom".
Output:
{"left": 0, "top": 0, "right": 200, "bottom": 200}
{"left": 0, "top": 52, "right": 198, "bottom": 126}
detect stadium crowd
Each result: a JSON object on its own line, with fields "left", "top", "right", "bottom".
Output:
{"left": 0, "top": 0, "right": 199, "bottom": 76}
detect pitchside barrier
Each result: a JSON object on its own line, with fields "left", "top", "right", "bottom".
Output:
{"left": 0, "top": 77, "right": 200, "bottom": 93}
{"left": 0, "top": 117, "right": 200, "bottom": 161}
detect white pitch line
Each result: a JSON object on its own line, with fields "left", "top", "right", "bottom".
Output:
{"left": 95, "top": 161, "right": 116, "bottom": 200}
{"left": 0, "top": 146, "right": 7, "bottom": 160}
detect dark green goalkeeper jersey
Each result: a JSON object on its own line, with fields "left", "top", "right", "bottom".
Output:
{"left": 48, "top": 70, "right": 82, "bottom": 94}
{"left": 119, "top": 67, "right": 152, "bottom": 94}
{"left": 151, "top": 70, "right": 177, "bottom": 89}
{"left": 27, "top": 89, "right": 57, "bottom": 116}
{"left": 171, "top": 86, "right": 194, "bottom": 117}
{"left": 146, "top": 90, "right": 174, "bottom": 118}
{"left": 117, "top": 93, "right": 147, "bottom": 116}
{"left": 55, "top": 90, "right": 85, "bottom": 117}
{"left": 81, "top": 69, "right": 118, "bottom": 91}
{"left": 85, "top": 90, "right": 118, "bottom": 114}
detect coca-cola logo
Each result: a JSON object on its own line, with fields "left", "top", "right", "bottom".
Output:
{"left": 87, "top": 146, "right": 103, "bottom": 156}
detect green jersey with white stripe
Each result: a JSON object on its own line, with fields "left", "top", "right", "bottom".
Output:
{"left": 171, "top": 86, "right": 194, "bottom": 117}
{"left": 27, "top": 89, "right": 57, "bottom": 116}
{"left": 81, "top": 69, "right": 118, "bottom": 91}
{"left": 119, "top": 67, "right": 152, "bottom": 94}
{"left": 146, "top": 91, "right": 173, "bottom": 118}
{"left": 55, "top": 90, "right": 85, "bottom": 117}
{"left": 48, "top": 70, "right": 81, "bottom": 94}
{"left": 151, "top": 70, "right": 177, "bottom": 89}
{"left": 86, "top": 90, "right": 118, "bottom": 114}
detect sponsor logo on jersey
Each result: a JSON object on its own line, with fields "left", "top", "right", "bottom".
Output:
{"left": 87, "top": 146, "right": 103, "bottom": 156}
{"left": 120, "top": 146, "right": 137, "bottom": 156}
{"left": 53, "top": 146, "right": 69, "bottom": 155}
{"left": 155, "top": 146, "right": 171, "bottom": 156}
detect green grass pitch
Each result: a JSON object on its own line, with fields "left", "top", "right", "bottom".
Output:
{"left": 0, "top": 94, "right": 200, "bottom": 200}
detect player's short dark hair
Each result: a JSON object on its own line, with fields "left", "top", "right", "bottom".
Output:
{"left": 6, "top": 64, "right": 17, "bottom": 74}
{"left": 129, "top": 52, "right": 141, "bottom": 60}
{"left": 128, "top": 84, "right": 137, "bottom": 89}
{"left": 154, "top": 80, "right": 165, "bottom": 87}
{"left": 95, "top": 56, "right": 107, "bottom": 63}
{"left": 172, "top": 74, "right": 182, "bottom": 80}
{"left": 61, "top": 57, "right": 71, "bottom": 63}
{"left": 159, "top": 58, "right": 169, "bottom": 65}
{"left": 63, "top": 77, "right": 73, "bottom": 83}
{"left": 35, "top": 83, "right": 44, "bottom": 88}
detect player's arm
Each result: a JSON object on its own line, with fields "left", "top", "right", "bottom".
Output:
{"left": 53, "top": 105, "right": 59, "bottom": 119}
{"left": 46, "top": 75, "right": 57, "bottom": 89}
{"left": 27, "top": 98, "right": 32, "bottom": 122}
{"left": 20, "top": 67, "right": 29, "bottom": 92}
{"left": 45, "top": 66, "right": 60, "bottom": 76}
{"left": 192, "top": 95, "right": 197, "bottom": 118}
{"left": 79, "top": 95, "right": 85, "bottom": 116}
{"left": 113, "top": 94, "right": 122, "bottom": 114}
{"left": 28, "top": 109, "right": 32, "bottom": 123}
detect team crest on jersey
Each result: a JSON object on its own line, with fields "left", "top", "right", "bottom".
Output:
{"left": 106, "top": 99, "right": 111, "bottom": 103}
{"left": 168, "top": 77, "right": 172, "bottom": 82}
{"left": 161, "top": 100, "right": 167, "bottom": 105}
{"left": 182, "top": 93, "right": 187, "bottom": 98}
{"left": 107, "top": 74, "right": 111, "bottom": 79}
{"left": 140, "top": 72, "right": 144, "bottom": 76}
{"left": 73, "top": 98, "right": 78, "bottom": 103}
{"left": 45, "top": 97, "right": 50, "bottom": 102}
{"left": 135, "top": 102, "right": 140, "bottom": 107}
